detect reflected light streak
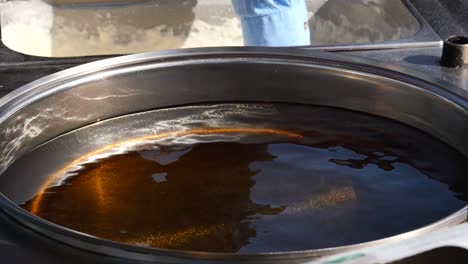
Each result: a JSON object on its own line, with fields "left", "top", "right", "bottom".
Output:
{"left": 30, "top": 127, "right": 303, "bottom": 215}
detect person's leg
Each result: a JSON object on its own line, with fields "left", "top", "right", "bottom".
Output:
{"left": 232, "top": 0, "right": 310, "bottom": 46}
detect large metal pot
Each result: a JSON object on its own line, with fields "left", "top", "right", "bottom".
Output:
{"left": 0, "top": 48, "right": 466, "bottom": 263}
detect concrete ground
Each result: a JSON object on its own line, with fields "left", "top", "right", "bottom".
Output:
{"left": 2, "top": 0, "right": 419, "bottom": 56}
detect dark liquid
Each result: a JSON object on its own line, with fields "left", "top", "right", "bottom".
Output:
{"left": 20, "top": 104, "right": 467, "bottom": 253}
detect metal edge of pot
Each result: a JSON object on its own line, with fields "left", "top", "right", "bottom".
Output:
{"left": 0, "top": 47, "right": 466, "bottom": 263}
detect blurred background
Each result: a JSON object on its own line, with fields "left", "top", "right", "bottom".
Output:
{"left": 0, "top": 0, "right": 420, "bottom": 57}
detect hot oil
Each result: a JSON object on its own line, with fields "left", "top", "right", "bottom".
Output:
{"left": 20, "top": 104, "right": 468, "bottom": 253}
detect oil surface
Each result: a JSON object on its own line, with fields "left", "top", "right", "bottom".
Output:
{"left": 20, "top": 104, "right": 468, "bottom": 253}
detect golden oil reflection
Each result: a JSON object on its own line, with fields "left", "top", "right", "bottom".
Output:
{"left": 22, "top": 129, "right": 357, "bottom": 253}
{"left": 22, "top": 129, "right": 302, "bottom": 252}
{"left": 28, "top": 128, "right": 303, "bottom": 216}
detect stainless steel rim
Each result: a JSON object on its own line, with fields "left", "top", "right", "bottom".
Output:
{"left": 0, "top": 47, "right": 466, "bottom": 263}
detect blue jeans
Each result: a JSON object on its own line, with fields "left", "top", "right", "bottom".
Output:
{"left": 232, "top": 0, "right": 311, "bottom": 46}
